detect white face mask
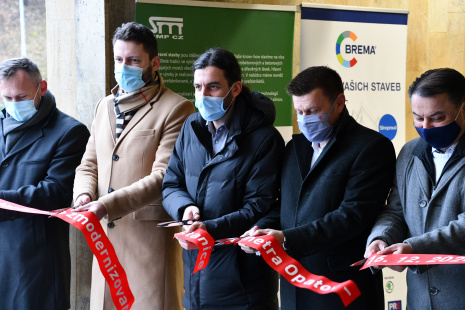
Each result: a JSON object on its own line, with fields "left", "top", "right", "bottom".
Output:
{"left": 3, "top": 85, "right": 40, "bottom": 122}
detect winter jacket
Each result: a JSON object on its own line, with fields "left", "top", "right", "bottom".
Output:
{"left": 163, "top": 91, "right": 285, "bottom": 310}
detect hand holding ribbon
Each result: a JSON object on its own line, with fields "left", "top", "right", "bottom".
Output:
{"left": 239, "top": 234, "right": 361, "bottom": 307}
{"left": 365, "top": 240, "right": 413, "bottom": 272}
{"left": 174, "top": 229, "right": 214, "bottom": 273}
{"left": 359, "top": 253, "right": 465, "bottom": 270}
{"left": 0, "top": 199, "right": 134, "bottom": 310}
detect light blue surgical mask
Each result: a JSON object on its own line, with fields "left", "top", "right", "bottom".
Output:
{"left": 4, "top": 85, "right": 40, "bottom": 122}
{"left": 195, "top": 85, "right": 235, "bottom": 121}
{"left": 297, "top": 96, "right": 338, "bottom": 143}
{"left": 114, "top": 63, "right": 149, "bottom": 92}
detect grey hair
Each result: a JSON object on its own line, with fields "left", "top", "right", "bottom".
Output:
{"left": 0, "top": 58, "right": 42, "bottom": 86}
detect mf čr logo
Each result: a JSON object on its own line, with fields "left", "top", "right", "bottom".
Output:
{"left": 336, "top": 31, "right": 376, "bottom": 68}
{"left": 149, "top": 17, "right": 184, "bottom": 40}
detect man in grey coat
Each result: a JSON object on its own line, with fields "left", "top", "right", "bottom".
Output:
{"left": 366, "top": 68, "right": 465, "bottom": 309}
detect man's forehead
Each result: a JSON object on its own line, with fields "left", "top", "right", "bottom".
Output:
{"left": 114, "top": 40, "right": 147, "bottom": 55}
{"left": 293, "top": 89, "right": 329, "bottom": 105}
{"left": 411, "top": 93, "right": 453, "bottom": 108}
{"left": 411, "top": 93, "right": 458, "bottom": 114}
{"left": 0, "top": 70, "right": 35, "bottom": 93}
{"left": 194, "top": 66, "right": 227, "bottom": 83}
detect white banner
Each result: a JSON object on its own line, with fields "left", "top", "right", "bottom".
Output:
{"left": 300, "top": 4, "right": 408, "bottom": 153}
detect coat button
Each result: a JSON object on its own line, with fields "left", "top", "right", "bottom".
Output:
{"left": 108, "top": 188, "right": 114, "bottom": 193}
{"left": 1, "top": 162, "right": 8, "bottom": 168}
{"left": 112, "top": 155, "right": 119, "bottom": 161}
{"left": 108, "top": 222, "right": 115, "bottom": 229}
{"left": 429, "top": 287, "right": 439, "bottom": 295}
{"left": 419, "top": 200, "right": 427, "bottom": 208}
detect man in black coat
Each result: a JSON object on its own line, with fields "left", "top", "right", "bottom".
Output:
{"left": 0, "top": 58, "right": 89, "bottom": 310}
{"left": 241, "top": 66, "right": 396, "bottom": 309}
{"left": 162, "top": 48, "right": 284, "bottom": 310}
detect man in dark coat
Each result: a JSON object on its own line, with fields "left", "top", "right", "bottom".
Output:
{"left": 241, "top": 66, "right": 396, "bottom": 309}
{"left": 0, "top": 58, "right": 89, "bottom": 310}
{"left": 162, "top": 48, "right": 284, "bottom": 310}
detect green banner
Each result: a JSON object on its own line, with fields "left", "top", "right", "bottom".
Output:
{"left": 136, "top": 0, "right": 295, "bottom": 131}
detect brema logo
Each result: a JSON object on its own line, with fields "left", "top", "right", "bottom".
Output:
{"left": 149, "top": 17, "right": 184, "bottom": 40}
{"left": 336, "top": 31, "right": 376, "bottom": 68}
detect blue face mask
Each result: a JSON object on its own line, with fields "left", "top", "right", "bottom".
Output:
{"left": 415, "top": 103, "right": 464, "bottom": 149}
{"left": 195, "top": 85, "right": 234, "bottom": 121}
{"left": 4, "top": 85, "right": 40, "bottom": 122}
{"left": 297, "top": 97, "right": 337, "bottom": 143}
{"left": 114, "top": 63, "right": 148, "bottom": 92}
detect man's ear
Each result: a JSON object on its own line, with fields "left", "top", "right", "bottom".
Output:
{"left": 151, "top": 56, "right": 161, "bottom": 72}
{"left": 336, "top": 93, "right": 346, "bottom": 112}
{"left": 231, "top": 81, "right": 242, "bottom": 98}
{"left": 39, "top": 80, "right": 47, "bottom": 96}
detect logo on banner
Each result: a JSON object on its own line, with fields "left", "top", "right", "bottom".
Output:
{"left": 385, "top": 281, "right": 394, "bottom": 293}
{"left": 388, "top": 300, "right": 402, "bottom": 310}
{"left": 149, "top": 17, "right": 184, "bottom": 40}
{"left": 379, "top": 114, "right": 397, "bottom": 140}
{"left": 336, "top": 31, "right": 376, "bottom": 68}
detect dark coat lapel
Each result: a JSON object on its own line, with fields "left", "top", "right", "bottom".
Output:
{"left": 292, "top": 134, "right": 313, "bottom": 179}
{"left": 2, "top": 117, "right": 46, "bottom": 161}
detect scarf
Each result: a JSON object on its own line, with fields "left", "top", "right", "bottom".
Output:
{"left": 2, "top": 90, "right": 55, "bottom": 153}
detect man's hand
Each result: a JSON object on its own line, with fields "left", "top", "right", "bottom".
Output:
{"left": 379, "top": 242, "right": 413, "bottom": 272}
{"left": 75, "top": 194, "right": 91, "bottom": 206}
{"left": 238, "top": 228, "right": 285, "bottom": 254}
{"left": 365, "top": 240, "right": 413, "bottom": 272}
{"left": 176, "top": 205, "right": 206, "bottom": 250}
{"left": 73, "top": 200, "right": 107, "bottom": 221}
{"left": 182, "top": 205, "right": 201, "bottom": 230}
{"left": 238, "top": 226, "right": 259, "bottom": 254}
{"left": 365, "top": 239, "right": 388, "bottom": 258}
{"left": 378, "top": 243, "right": 413, "bottom": 255}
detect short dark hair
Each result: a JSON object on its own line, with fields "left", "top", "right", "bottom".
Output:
{"left": 193, "top": 48, "right": 250, "bottom": 95}
{"left": 0, "top": 57, "right": 42, "bottom": 85}
{"left": 112, "top": 22, "right": 158, "bottom": 59}
{"left": 286, "top": 66, "right": 343, "bottom": 101}
{"left": 408, "top": 68, "right": 465, "bottom": 107}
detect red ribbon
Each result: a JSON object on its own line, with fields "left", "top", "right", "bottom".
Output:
{"left": 0, "top": 199, "right": 134, "bottom": 310}
{"left": 174, "top": 229, "right": 214, "bottom": 273}
{"left": 239, "top": 235, "right": 361, "bottom": 307}
{"left": 173, "top": 229, "right": 360, "bottom": 307}
{"left": 361, "top": 253, "right": 465, "bottom": 270}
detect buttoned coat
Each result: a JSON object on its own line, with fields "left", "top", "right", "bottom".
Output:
{"left": 73, "top": 79, "right": 194, "bottom": 310}
{"left": 368, "top": 135, "right": 465, "bottom": 310}
{"left": 257, "top": 109, "right": 396, "bottom": 309}
{"left": 0, "top": 96, "right": 89, "bottom": 310}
